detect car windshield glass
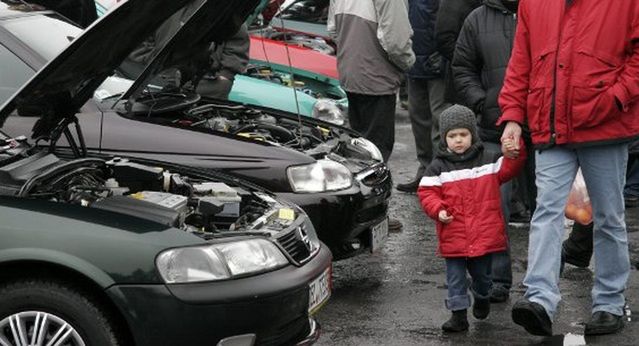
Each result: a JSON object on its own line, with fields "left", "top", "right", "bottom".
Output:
{"left": 280, "top": 0, "right": 328, "bottom": 24}
{"left": 0, "top": 44, "right": 34, "bottom": 107}
{"left": 2, "top": 14, "right": 81, "bottom": 61}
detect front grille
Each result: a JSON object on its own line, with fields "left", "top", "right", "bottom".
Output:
{"left": 257, "top": 315, "right": 310, "bottom": 346}
{"left": 358, "top": 165, "right": 391, "bottom": 186}
{"left": 276, "top": 225, "right": 313, "bottom": 264}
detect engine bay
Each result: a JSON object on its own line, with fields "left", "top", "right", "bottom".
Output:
{"left": 124, "top": 98, "right": 378, "bottom": 170}
{"left": 0, "top": 150, "right": 298, "bottom": 237}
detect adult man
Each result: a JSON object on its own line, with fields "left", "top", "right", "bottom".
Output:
{"left": 327, "top": 0, "right": 415, "bottom": 163}
{"left": 499, "top": 0, "right": 639, "bottom": 336}
{"left": 452, "top": 0, "right": 519, "bottom": 304}
{"left": 395, "top": 0, "right": 449, "bottom": 193}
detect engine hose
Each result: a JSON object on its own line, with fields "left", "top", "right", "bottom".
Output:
{"left": 19, "top": 158, "right": 106, "bottom": 197}
{"left": 232, "top": 123, "right": 295, "bottom": 142}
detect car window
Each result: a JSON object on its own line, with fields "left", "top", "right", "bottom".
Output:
{"left": 0, "top": 44, "right": 35, "bottom": 107}
{"left": 2, "top": 15, "right": 82, "bottom": 61}
{"left": 280, "top": 0, "right": 329, "bottom": 24}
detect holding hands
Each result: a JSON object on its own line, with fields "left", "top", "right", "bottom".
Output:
{"left": 502, "top": 137, "right": 520, "bottom": 159}
{"left": 501, "top": 121, "right": 522, "bottom": 159}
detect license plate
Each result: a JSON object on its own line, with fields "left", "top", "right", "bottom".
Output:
{"left": 370, "top": 217, "right": 388, "bottom": 253}
{"left": 308, "top": 268, "right": 331, "bottom": 314}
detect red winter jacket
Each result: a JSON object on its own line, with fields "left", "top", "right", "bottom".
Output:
{"left": 417, "top": 143, "right": 525, "bottom": 258}
{"left": 498, "top": 0, "right": 639, "bottom": 146}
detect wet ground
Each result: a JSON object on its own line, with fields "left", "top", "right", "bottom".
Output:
{"left": 314, "top": 107, "right": 639, "bottom": 346}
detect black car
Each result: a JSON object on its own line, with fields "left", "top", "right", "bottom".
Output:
{"left": 1, "top": 0, "right": 392, "bottom": 259}
{"left": 0, "top": 1, "right": 331, "bottom": 345}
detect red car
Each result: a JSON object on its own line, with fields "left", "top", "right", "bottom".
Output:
{"left": 249, "top": 35, "right": 338, "bottom": 80}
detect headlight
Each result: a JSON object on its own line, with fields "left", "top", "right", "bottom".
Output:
{"left": 156, "top": 239, "right": 288, "bottom": 283}
{"left": 351, "top": 137, "right": 383, "bottom": 162}
{"left": 312, "top": 99, "right": 345, "bottom": 126}
{"left": 287, "top": 159, "right": 353, "bottom": 192}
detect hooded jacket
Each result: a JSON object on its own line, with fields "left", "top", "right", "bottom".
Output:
{"left": 498, "top": 0, "right": 639, "bottom": 147}
{"left": 452, "top": 0, "right": 517, "bottom": 143}
{"left": 327, "top": 0, "right": 415, "bottom": 94}
{"left": 417, "top": 140, "right": 525, "bottom": 258}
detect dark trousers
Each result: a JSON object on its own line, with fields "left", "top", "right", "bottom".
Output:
{"left": 445, "top": 255, "right": 492, "bottom": 311}
{"left": 346, "top": 92, "right": 397, "bottom": 163}
{"left": 407, "top": 77, "right": 448, "bottom": 175}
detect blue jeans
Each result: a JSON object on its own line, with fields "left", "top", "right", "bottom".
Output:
{"left": 524, "top": 144, "right": 630, "bottom": 319}
{"left": 445, "top": 255, "right": 492, "bottom": 311}
{"left": 483, "top": 142, "right": 513, "bottom": 294}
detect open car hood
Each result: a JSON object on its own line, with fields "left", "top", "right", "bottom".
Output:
{"left": 0, "top": 0, "right": 260, "bottom": 139}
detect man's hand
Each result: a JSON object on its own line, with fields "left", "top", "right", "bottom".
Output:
{"left": 438, "top": 210, "right": 453, "bottom": 224}
{"left": 501, "top": 121, "right": 522, "bottom": 150}
{"left": 502, "top": 137, "right": 520, "bottom": 159}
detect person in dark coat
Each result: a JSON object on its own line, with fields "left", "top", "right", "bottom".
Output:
{"left": 418, "top": 105, "right": 525, "bottom": 332}
{"left": 396, "top": 0, "right": 449, "bottom": 193}
{"left": 451, "top": 0, "right": 524, "bottom": 303}
{"left": 434, "top": 0, "right": 482, "bottom": 104}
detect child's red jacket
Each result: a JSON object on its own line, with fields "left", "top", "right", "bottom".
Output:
{"left": 417, "top": 142, "right": 525, "bottom": 258}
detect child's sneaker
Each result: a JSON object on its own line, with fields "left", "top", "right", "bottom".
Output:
{"left": 473, "top": 298, "right": 490, "bottom": 319}
{"left": 442, "top": 309, "right": 469, "bottom": 332}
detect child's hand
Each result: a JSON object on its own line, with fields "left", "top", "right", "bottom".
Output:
{"left": 438, "top": 210, "right": 453, "bottom": 224}
{"left": 502, "top": 137, "right": 520, "bottom": 159}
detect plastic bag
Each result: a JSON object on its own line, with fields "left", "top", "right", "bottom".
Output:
{"left": 565, "top": 169, "right": 593, "bottom": 225}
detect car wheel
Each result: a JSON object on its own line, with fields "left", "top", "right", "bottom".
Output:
{"left": 0, "top": 279, "right": 121, "bottom": 346}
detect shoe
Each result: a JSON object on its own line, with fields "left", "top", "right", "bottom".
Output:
{"left": 561, "top": 242, "right": 591, "bottom": 268}
{"left": 584, "top": 311, "right": 624, "bottom": 335}
{"left": 511, "top": 299, "right": 553, "bottom": 336}
{"left": 442, "top": 310, "right": 469, "bottom": 332}
{"left": 489, "top": 288, "right": 509, "bottom": 303}
{"left": 396, "top": 177, "right": 420, "bottom": 193}
{"left": 388, "top": 218, "right": 403, "bottom": 233}
{"left": 625, "top": 196, "right": 639, "bottom": 208}
{"left": 473, "top": 298, "right": 490, "bottom": 319}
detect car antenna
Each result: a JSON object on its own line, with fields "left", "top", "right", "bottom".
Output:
{"left": 271, "top": 0, "right": 305, "bottom": 144}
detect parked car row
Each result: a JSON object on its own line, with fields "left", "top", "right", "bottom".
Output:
{"left": 0, "top": 0, "right": 390, "bottom": 344}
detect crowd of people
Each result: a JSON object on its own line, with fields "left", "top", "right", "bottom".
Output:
{"left": 328, "top": 0, "right": 639, "bottom": 337}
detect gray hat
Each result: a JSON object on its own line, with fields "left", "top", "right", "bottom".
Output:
{"left": 439, "top": 104, "right": 478, "bottom": 143}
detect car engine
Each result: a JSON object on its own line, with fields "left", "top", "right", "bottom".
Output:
{"left": 0, "top": 151, "right": 297, "bottom": 236}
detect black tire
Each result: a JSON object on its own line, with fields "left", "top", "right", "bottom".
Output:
{"left": 0, "top": 279, "right": 121, "bottom": 346}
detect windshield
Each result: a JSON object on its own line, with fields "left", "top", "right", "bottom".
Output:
{"left": 2, "top": 14, "right": 81, "bottom": 61}
{"left": 280, "top": 0, "right": 328, "bottom": 24}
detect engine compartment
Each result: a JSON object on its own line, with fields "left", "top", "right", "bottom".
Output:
{"left": 0, "top": 151, "right": 298, "bottom": 237}
{"left": 125, "top": 98, "right": 378, "bottom": 171}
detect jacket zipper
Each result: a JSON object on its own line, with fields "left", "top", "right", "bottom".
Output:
{"left": 548, "top": 8, "right": 568, "bottom": 147}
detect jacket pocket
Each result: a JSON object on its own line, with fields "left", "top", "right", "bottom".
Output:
{"left": 526, "top": 87, "right": 547, "bottom": 133}
{"left": 570, "top": 86, "right": 619, "bottom": 129}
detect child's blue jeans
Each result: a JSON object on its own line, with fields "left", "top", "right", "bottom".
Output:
{"left": 445, "top": 255, "right": 492, "bottom": 311}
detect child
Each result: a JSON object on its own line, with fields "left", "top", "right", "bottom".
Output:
{"left": 417, "top": 105, "right": 525, "bottom": 332}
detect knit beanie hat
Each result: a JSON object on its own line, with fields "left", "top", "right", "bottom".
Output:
{"left": 439, "top": 104, "right": 479, "bottom": 143}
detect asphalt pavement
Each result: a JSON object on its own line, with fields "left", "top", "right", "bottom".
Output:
{"left": 314, "top": 106, "right": 639, "bottom": 346}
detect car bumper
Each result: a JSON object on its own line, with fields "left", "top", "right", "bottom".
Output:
{"left": 278, "top": 167, "right": 392, "bottom": 259}
{"left": 106, "top": 244, "right": 332, "bottom": 346}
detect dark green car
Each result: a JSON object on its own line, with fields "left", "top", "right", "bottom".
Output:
{"left": 0, "top": 1, "right": 331, "bottom": 345}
